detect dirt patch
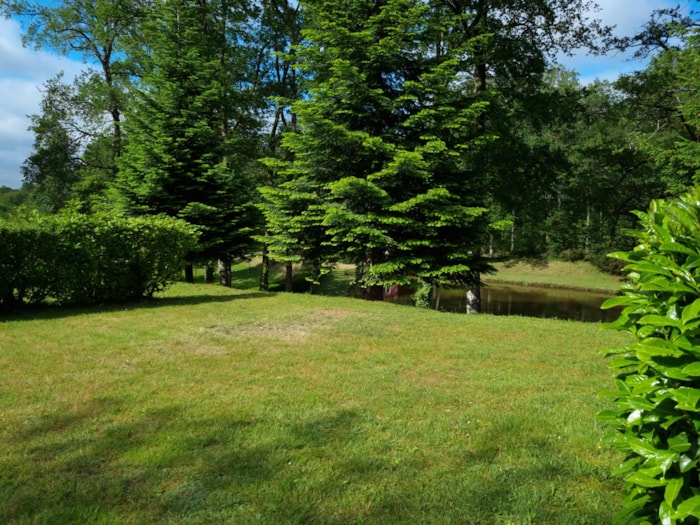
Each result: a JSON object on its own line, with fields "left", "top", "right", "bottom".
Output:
{"left": 204, "top": 308, "right": 358, "bottom": 343}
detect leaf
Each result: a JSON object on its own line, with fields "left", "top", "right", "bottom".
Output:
{"left": 675, "top": 495, "right": 700, "bottom": 519}
{"left": 664, "top": 477, "right": 683, "bottom": 507}
{"left": 636, "top": 338, "right": 683, "bottom": 361}
{"left": 660, "top": 241, "right": 697, "bottom": 255}
{"left": 679, "top": 454, "right": 696, "bottom": 473}
{"left": 660, "top": 500, "right": 675, "bottom": 525}
{"left": 682, "top": 298, "right": 700, "bottom": 324}
{"left": 681, "top": 362, "right": 700, "bottom": 376}
{"left": 673, "top": 387, "right": 700, "bottom": 411}
{"left": 638, "top": 314, "right": 681, "bottom": 329}
{"left": 627, "top": 437, "right": 675, "bottom": 463}
{"left": 602, "top": 295, "right": 635, "bottom": 309}
{"left": 626, "top": 470, "right": 666, "bottom": 488}
{"left": 667, "top": 433, "right": 691, "bottom": 453}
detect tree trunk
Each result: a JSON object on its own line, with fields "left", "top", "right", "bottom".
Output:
{"left": 309, "top": 259, "right": 320, "bottom": 294}
{"left": 585, "top": 204, "right": 591, "bottom": 254}
{"left": 466, "top": 249, "right": 482, "bottom": 314}
{"left": 466, "top": 276, "right": 481, "bottom": 314}
{"left": 362, "top": 247, "right": 384, "bottom": 300}
{"left": 259, "top": 244, "right": 270, "bottom": 291}
{"left": 218, "top": 256, "right": 231, "bottom": 287}
{"left": 184, "top": 264, "right": 194, "bottom": 283}
{"left": 354, "top": 262, "right": 365, "bottom": 298}
{"left": 285, "top": 262, "right": 293, "bottom": 292}
{"left": 365, "top": 285, "right": 384, "bottom": 301}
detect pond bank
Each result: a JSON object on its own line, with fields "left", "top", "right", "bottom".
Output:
{"left": 484, "top": 260, "right": 624, "bottom": 293}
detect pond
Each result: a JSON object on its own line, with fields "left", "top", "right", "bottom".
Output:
{"left": 386, "top": 282, "right": 620, "bottom": 323}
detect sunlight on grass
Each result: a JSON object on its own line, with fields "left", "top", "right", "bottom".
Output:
{"left": 0, "top": 283, "right": 628, "bottom": 524}
{"left": 485, "top": 260, "right": 624, "bottom": 292}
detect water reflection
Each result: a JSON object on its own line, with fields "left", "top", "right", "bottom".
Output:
{"left": 387, "top": 282, "right": 620, "bottom": 323}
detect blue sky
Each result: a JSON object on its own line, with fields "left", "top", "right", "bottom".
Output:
{"left": 0, "top": 0, "right": 694, "bottom": 189}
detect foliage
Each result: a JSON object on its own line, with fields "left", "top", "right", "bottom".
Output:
{"left": 4, "top": 0, "right": 139, "bottom": 210}
{"left": 0, "top": 186, "right": 28, "bottom": 218}
{"left": 115, "top": 0, "right": 262, "bottom": 274}
{"left": 0, "top": 213, "right": 197, "bottom": 307}
{"left": 601, "top": 187, "right": 700, "bottom": 523}
{"left": 615, "top": 17, "right": 700, "bottom": 195}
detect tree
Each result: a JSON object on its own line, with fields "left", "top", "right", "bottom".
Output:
{"left": 3, "top": 0, "right": 140, "bottom": 205}
{"left": 264, "top": 0, "right": 494, "bottom": 303}
{"left": 115, "top": 0, "right": 262, "bottom": 285}
{"left": 255, "top": 0, "right": 305, "bottom": 291}
{"left": 21, "top": 75, "right": 82, "bottom": 213}
{"left": 615, "top": 17, "right": 700, "bottom": 195}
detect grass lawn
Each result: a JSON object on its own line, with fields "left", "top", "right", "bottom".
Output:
{"left": 0, "top": 279, "right": 629, "bottom": 524}
{"left": 484, "top": 260, "right": 624, "bottom": 293}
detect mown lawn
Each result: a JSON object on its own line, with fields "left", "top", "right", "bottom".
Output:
{"left": 0, "top": 282, "right": 629, "bottom": 524}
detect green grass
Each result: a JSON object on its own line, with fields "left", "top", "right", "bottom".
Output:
{"left": 484, "top": 259, "right": 624, "bottom": 293}
{"left": 0, "top": 281, "right": 629, "bottom": 524}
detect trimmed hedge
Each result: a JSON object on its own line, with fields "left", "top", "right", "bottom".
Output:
{"left": 0, "top": 214, "right": 198, "bottom": 306}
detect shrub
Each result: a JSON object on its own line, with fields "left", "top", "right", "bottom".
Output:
{"left": 0, "top": 213, "right": 198, "bottom": 307}
{"left": 561, "top": 248, "right": 586, "bottom": 262}
{"left": 600, "top": 187, "right": 700, "bottom": 524}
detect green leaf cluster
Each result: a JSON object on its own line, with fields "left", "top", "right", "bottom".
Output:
{"left": 601, "top": 186, "right": 700, "bottom": 524}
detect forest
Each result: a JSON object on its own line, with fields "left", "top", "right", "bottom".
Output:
{"left": 1, "top": 0, "right": 699, "bottom": 307}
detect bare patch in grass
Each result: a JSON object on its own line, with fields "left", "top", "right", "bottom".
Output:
{"left": 205, "top": 308, "right": 358, "bottom": 343}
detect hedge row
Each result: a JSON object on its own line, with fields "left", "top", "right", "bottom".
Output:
{"left": 0, "top": 214, "right": 198, "bottom": 307}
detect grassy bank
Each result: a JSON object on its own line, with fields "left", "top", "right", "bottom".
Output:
{"left": 484, "top": 260, "right": 624, "bottom": 293}
{"left": 1, "top": 283, "right": 628, "bottom": 524}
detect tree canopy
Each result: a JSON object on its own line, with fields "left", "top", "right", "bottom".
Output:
{"left": 2, "top": 0, "right": 698, "bottom": 298}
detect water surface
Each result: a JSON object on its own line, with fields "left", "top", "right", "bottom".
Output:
{"left": 388, "top": 282, "right": 619, "bottom": 322}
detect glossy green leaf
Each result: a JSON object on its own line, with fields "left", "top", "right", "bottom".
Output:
{"left": 636, "top": 338, "right": 684, "bottom": 360}
{"left": 660, "top": 500, "right": 674, "bottom": 525}
{"left": 660, "top": 241, "right": 697, "bottom": 255}
{"left": 679, "top": 454, "right": 697, "bottom": 473}
{"left": 667, "top": 433, "right": 691, "bottom": 453}
{"left": 673, "top": 387, "right": 700, "bottom": 411}
{"left": 602, "top": 295, "right": 636, "bottom": 309}
{"left": 681, "top": 362, "right": 700, "bottom": 376}
{"left": 626, "top": 470, "right": 666, "bottom": 488}
{"left": 664, "top": 477, "right": 683, "bottom": 507}
{"left": 682, "top": 298, "right": 700, "bottom": 324}
{"left": 675, "top": 495, "right": 700, "bottom": 518}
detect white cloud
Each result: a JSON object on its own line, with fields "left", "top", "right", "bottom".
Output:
{"left": 0, "top": 17, "right": 86, "bottom": 188}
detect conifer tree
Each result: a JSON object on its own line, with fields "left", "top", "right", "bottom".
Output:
{"left": 262, "top": 0, "right": 493, "bottom": 303}
{"left": 116, "top": 0, "right": 261, "bottom": 284}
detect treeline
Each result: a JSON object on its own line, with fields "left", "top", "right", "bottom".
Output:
{"left": 2, "top": 0, "right": 699, "bottom": 303}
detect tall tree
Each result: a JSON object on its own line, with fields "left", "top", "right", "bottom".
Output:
{"left": 116, "top": 0, "right": 262, "bottom": 284}
{"left": 255, "top": 0, "right": 305, "bottom": 291}
{"left": 615, "top": 13, "right": 700, "bottom": 194}
{"left": 263, "top": 0, "right": 493, "bottom": 302}
{"left": 3, "top": 0, "right": 140, "bottom": 204}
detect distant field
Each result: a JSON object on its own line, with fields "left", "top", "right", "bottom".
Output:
{"left": 0, "top": 282, "right": 629, "bottom": 524}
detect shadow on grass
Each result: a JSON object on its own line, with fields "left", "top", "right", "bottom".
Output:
{"left": 1, "top": 393, "right": 619, "bottom": 524}
{"left": 0, "top": 291, "right": 274, "bottom": 323}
